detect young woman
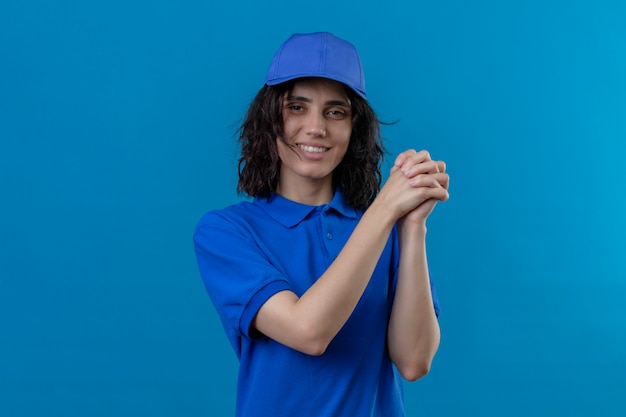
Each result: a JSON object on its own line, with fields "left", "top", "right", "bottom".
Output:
{"left": 194, "top": 32, "right": 450, "bottom": 417}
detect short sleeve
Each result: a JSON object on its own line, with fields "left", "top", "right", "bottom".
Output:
{"left": 193, "top": 212, "right": 292, "bottom": 357}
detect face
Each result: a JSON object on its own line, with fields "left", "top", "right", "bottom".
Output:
{"left": 276, "top": 78, "right": 352, "bottom": 193}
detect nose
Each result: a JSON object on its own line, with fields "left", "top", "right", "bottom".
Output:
{"left": 305, "top": 112, "right": 327, "bottom": 137}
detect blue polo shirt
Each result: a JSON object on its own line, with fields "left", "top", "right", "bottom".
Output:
{"left": 193, "top": 191, "right": 440, "bottom": 417}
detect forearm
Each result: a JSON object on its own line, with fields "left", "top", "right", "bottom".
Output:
{"left": 387, "top": 223, "right": 441, "bottom": 381}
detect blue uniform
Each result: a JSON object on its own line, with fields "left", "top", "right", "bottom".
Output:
{"left": 193, "top": 191, "right": 440, "bottom": 417}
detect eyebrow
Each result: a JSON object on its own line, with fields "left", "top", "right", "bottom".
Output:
{"left": 286, "top": 95, "right": 351, "bottom": 107}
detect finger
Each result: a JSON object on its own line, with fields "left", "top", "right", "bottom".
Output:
{"left": 441, "top": 173, "right": 450, "bottom": 191}
{"left": 417, "top": 149, "right": 432, "bottom": 162}
{"left": 412, "top": 184, "right": 449, "bottom": 202}
{"left": 407, "top": 172, "right": 448, "bottom": 189}
{"left": 394, "top": 149, "right": 431, "bottom": 168}
{"left": 394, "top": 149, "right": 416, "bottom": 168}
{"left": 407, "top": 173, "right": 450, "bottom": 201}
{"left": 431, "top": 172, "right": 449, "bottom": 190}
{"left": 401, "top": 159, "right": 439, "bottom": 177}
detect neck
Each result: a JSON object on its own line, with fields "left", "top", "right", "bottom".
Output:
{"left": 276, "top": 177, "right": 334, "bottom": 206}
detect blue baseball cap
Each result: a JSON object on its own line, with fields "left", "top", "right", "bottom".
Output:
{"left": 265, "top": 32, "right": 367, "bottom": 99}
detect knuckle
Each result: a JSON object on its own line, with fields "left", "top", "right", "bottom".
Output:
{"left": 417, "top": 174, "right": 429, "bottom": 186}
{"left": 414, "top": 174, "right": 431, "bottom": 187}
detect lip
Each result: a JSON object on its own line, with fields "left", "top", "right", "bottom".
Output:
{"left": 296, "top": 143, "right": 330, "bottom": 159}
{"left": 297, "top": 143, "right": 329, "bottom": 152}
{"left": 297, "top": 141, "right": 329, "bottom": 148}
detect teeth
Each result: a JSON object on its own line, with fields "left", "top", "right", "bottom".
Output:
{"left": 299, "top": 144, "right": 328, "bottom": 153}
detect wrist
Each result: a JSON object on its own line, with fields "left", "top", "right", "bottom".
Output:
{"left": 398, "top": 220, "right": 427, "bottom": 242}
{"left": 367, "top": 198, "right": 402, "bottom": 229}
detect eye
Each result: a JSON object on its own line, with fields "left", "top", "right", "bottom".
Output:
{"left": 285, "top": 104, "right": 305, "bottom": 112}
{"left": 326, "top": 108, "right": 348, "bottom": 119}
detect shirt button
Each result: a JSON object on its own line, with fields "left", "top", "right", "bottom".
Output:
{"left": 326, "top": 233, "right": 333, "bottom": 240}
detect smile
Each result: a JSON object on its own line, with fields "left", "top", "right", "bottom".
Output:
{"left": 298, "top": 144, "right": 329, "bottom": 153}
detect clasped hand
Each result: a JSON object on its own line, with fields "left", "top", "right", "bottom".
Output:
{"left": 378, "top": 149, "right": 450, "bottom": 225}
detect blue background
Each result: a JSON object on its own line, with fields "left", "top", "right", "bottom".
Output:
{"left": 1, "top": 1, "right": 625, "bottom": 416}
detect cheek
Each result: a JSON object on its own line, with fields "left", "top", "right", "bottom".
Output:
{"left": 339, "top": 127, "right": 352, "bottom": 149}
{"left": 340, "top": 121, "right": 352, "bottom": 140}
{"left": 282, "top": 117, "right": 297, "bottom": 142}
{"left": 276, "top": 138, "right": 294, "bottom": 163}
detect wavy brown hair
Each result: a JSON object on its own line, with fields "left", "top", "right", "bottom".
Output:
{"left": 237, "top": 80, "right": 385, "bottom": 211}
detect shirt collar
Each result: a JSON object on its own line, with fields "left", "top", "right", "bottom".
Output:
{"left": 254, "top": 190, "right": 359, "bottom": 228}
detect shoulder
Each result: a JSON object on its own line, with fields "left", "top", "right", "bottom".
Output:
{"left": 193, "top": 197, "right": 284, "bottom": 247}
{"left": 193, "top": 200, "right": 265, "bottom": 257}
{"left": 195, "top": 199, "right": 261, "bottom": 230}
